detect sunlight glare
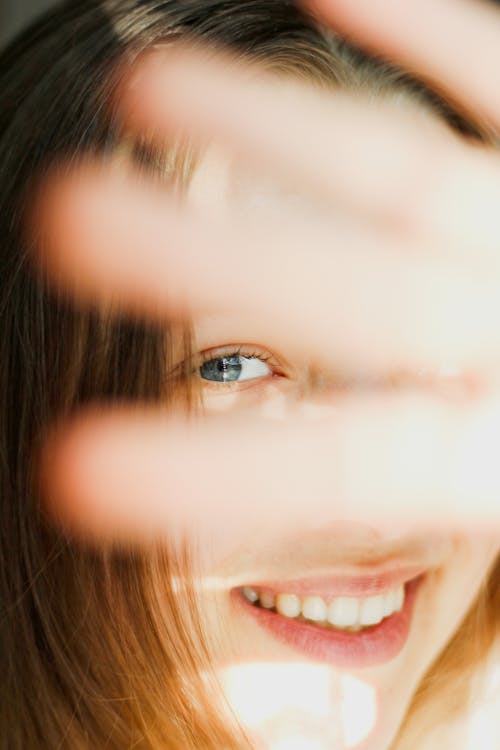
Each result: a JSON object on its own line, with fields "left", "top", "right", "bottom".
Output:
{"left": 219, "top": 661, "right": 378, "bottom": 749}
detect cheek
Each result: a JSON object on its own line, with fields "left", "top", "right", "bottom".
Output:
{"left": 200, "top": 375, "right": 299, "bottom": 415}
{"left": 410, "top": 535, "right": 498, "bottom": 670}
{"left": 442, "top": 535, "right": 498, "bottom": 614}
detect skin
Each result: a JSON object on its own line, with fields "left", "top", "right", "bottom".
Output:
{"left": 201, "top": 538, "right": 497, "bottom": 749}
{"left": 185, "top": 151, "right": 499, "bottom": 749}
{"left": 33, "top": 0, "right": 500, "bottom": 747}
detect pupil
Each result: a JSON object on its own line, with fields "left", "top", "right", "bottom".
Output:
{"left": 200, "top": 356, "right": 243, "bottom": 382}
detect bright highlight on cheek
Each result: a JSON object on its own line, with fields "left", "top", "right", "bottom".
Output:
{"left": 219, "top": 662, "right": 377, "bottom": 748}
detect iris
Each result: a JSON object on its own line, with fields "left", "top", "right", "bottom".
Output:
{"left": 200, "top": 355, "right": 244, "bottom": 382}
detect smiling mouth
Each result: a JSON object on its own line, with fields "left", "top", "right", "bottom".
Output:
{"left": 233, "top": 573, "right": 426, "bottom": 668}
{"left": 240, "top": 579, "right": 406, "bottom": 631}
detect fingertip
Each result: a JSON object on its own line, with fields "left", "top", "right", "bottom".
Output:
{"left": 38, "top": 409, "right": 121, "bottom": 544}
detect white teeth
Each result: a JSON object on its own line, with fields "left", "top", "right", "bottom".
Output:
{"left": 260, "top": 592, "right": 276, "bottom": 609}
{"left": 383, "top": 589, "right": 395, "bottom": 617}
{"left": 242, "top": 582, "right": 407, "bottom": 631}
{"left": 242, "top": 587, "right": 259, "bottom": 604}
{"left": 359, "top": 594, "right": 385, "bottom": 626}
{"left": 302, "top": 596, "right": 327, "bottom": 622}
{"left": 328, "top": 597, "right": 360, "bottom": 628}
{"left": 394, "top": 585, "right": 404, "bottom": 612}
{"left": 276, "top": 593, "right": 301, "bottom": 618}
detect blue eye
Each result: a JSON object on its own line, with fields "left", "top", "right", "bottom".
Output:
{"left": 199, "top": 355, "right": 272, "bottom": 383}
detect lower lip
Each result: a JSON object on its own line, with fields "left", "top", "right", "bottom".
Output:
{"left": 233, "top": 575, "right": 424, "bottom": 668}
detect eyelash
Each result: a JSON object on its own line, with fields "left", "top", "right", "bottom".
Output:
{"left": 198, "top": 345, "right": 273, "bottom": 368}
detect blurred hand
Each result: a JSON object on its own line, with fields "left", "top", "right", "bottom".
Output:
{"left": 37, "top": 0, "right": 500, "bottom": 544}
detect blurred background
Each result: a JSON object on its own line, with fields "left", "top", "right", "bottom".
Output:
{"left": 0, "top": 0, "right": 57, "bottom": 49}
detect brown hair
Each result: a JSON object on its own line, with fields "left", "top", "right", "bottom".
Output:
{"left": 0, "top": 1, "right": 497, "bottom": 748}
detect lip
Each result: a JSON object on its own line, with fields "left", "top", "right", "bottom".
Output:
{"left": 250, "top": 564, "right": 427, "bottom": 599}
{"left": 233, "top": 574, "right": 425, "bottom": 668}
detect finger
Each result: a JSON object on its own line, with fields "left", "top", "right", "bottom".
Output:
{"left": 37, "top": 161, "right": 500, "bottom": 378}
{"left": 43, "top": 394, "right": 500, "bottom": 547}
{"left": 121, "top": 46, "right": 500, "bottom": 255}
{"left": 306, "top": 0, "right": 500, "bottom": 131}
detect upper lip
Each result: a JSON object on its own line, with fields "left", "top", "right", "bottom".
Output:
{"left": 245, "top": 564, "right": 428, "bottom": 599}
{"left": 217, "top": 522, "right": 450, "bottom": 597}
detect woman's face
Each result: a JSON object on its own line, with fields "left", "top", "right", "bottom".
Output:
{"left": 180, "top": 149, "right": 499, "bottom": 750}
